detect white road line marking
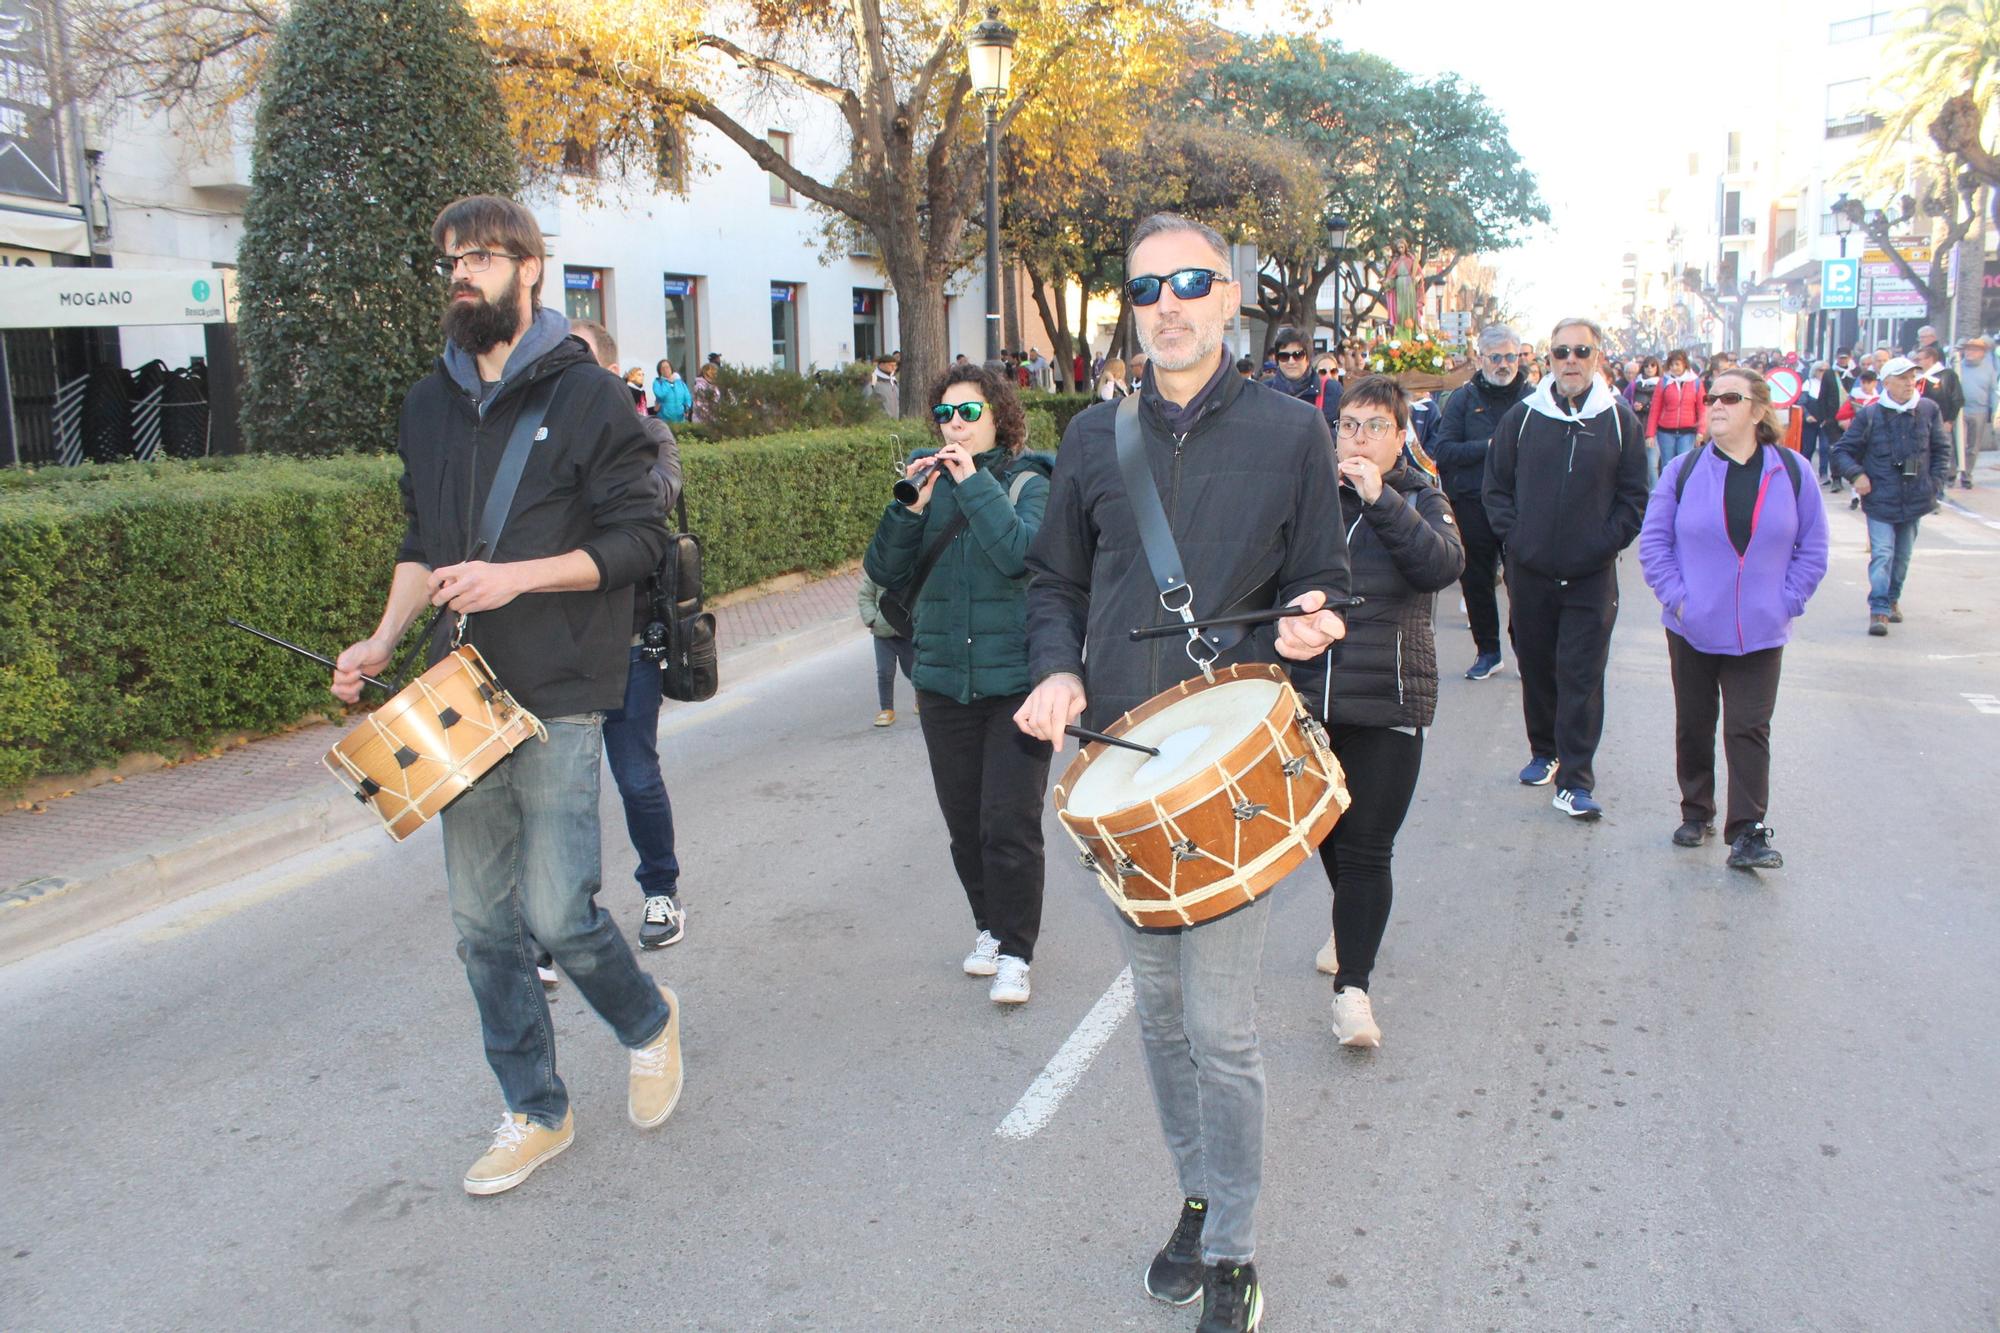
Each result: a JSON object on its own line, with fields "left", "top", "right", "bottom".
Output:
{"left": 1962, "top": 693, "right": 2000, "bottom": 716}
{"left": 1930, "top": 653, "right": 1996, "bottom": 661}
{"left": 997, "top": 966, "right": 1135, "bottom": 1141}
{"left": 1940, "top": 498, "right": 2000, "bottom": 532}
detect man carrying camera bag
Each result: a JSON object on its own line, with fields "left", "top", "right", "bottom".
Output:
{"left": 1831, "top": 356, "right": 1951, "bottom": 638}
{"left": 572, "top": 319, "right": 689, "bottom": 947}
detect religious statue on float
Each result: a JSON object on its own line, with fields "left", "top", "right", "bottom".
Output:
{"left": 1383, "top": 240, "right": 1422, "bottom": 331}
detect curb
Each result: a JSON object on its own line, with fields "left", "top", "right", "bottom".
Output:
{"left": 0, "top": 608, "right": 863, "bottom": 970}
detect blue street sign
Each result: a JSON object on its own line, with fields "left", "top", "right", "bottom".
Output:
{"left": 1822, "top": 258, "right": 1859, "bottom": 310}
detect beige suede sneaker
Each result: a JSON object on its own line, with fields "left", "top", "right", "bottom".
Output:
{"left": 463, "top": 1109, "right": 574, "bottom": 1196}
{"left": 1314, "top": 928, "right": 1339, "bottom": 976}
{"left": 629, "top": 984, "right": 683, "bottom": 1129}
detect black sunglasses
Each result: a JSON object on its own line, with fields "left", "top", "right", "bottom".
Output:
{"left": 1704, "top": 391, "right": 1748, "bottom": 406}
{"left": 1550, "top": 344, "right": 1595, "bottom": 361}
{"left": 932, "top": 401, "right": 987, "bottom": 423}
{"left": 1275, "top": 349, "right": 1309, "bottom": 362}
{"left": 1125, "top": 268, "right": 1223, "bottom": 306}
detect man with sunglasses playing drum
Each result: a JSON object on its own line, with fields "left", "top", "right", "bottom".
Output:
{"left": 332, "top": 196, "right": 681, "bottom": 1197}
{"left": 1017, "top": 212, "right": 1351, "bottom": 1333}
{"left": 1482, "top": 317, "right": 1650, "bottom": 821}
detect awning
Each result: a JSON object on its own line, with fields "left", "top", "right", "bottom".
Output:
{"left": 0, "top": 204, "right": 92, "bottom": 257}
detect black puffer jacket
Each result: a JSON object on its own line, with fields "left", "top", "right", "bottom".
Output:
{"left": 1430, "top": 371, "right": 1533, "bottom": 498}
{"left": 1288, "top": 465, "right": 1464, "bottom": 729}
{"left": 1025, "top": 367, "right": 1351, "bottom": 730}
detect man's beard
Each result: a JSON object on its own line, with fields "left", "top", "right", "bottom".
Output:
{"left": 441, "top": 272, "right": 525, "bottom": 355}
{"left": 1137, "top": 314, "right": 1224, "bottom": 373}
{"left": 1485, "top": 365, "right": 1517, "bottom": 386}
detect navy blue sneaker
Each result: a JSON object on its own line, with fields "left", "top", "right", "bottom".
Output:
{"left": 1465, "top": 651, "right": 1504, "bottom": 680}
{"left": 1518, "top": 756, "right": 1559, "bottom": 786}
{"left": 1553, "top": 788, "right": 1603, "bottom": 820}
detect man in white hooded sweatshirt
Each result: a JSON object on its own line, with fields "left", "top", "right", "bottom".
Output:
{"left": 1482, "top": 317, "right": 1650, "bottom": 820}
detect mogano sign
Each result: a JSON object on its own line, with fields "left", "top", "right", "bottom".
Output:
{"left": 0, "top": 267, "right": 236, "bottom": 328}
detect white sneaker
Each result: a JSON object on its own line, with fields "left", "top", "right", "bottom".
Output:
{"left": 1314, "top": 928, "right": 1338, "bottom": 976}
{"left": 990, "top": 955, "right": 1031, "bottom": 1005}
{"left": 962, "top": 930, "right": 1001, "bottom": 976}
{"left": 1331, "top": 986, "right": 1381, "bottom": 1048}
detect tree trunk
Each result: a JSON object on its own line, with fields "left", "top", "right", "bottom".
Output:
{"left": 1076, "top": 284, "right": 1091, "bottom": 374}
{"left": 886, "top": 246, "right": 948, "bottom": 421}
{"left": 1111, "top": 295, "right": 1134, "bottom": 361}
{"left": 1025, "top": 261, "right": 1074, "bottom": 394}
{"left": 1003, "top": 259, "right": 1023, "bottom": 354}
{"left": 1956, "top": 188, "right": 1988, "bottom": 344}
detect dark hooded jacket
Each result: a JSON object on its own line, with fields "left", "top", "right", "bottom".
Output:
{"left": 1025, "top": 364, "right": 1351, "bottom": 730}
{"left": 395, "top": 306, "right": 668, "bottom": 717}
{"left": 1430, "top": 371, "right": 1534, "bottom": 499}
{"left": 1483, "top": 376, "right": 1650, "bottom": 580}
{"left": 1288, "top": 463, "right": 1464, "bottom": 729}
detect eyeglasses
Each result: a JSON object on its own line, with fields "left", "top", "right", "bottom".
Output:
{"left": 1549, "top": 344, "right": 1595, "bottom": 361}
{"left": 1125, "top": 268, "right": 1223, "bottom": 306}
{"left": 1276, "top": 349, "right": 1308, "bottom": 362}
{"left": 932, "top": 401, "right": 988, "bottom": 424}
{"left": 1336, "top": 417, "right": 1399, "bottom": 440}
{"left": 1484, "top": 352, "right": 1520, "bottom": 364}
{"left": 435, "top": 249, "right": 523, "bottom": 278}
{"left": 1703, "top": 391, "right": 1748, "bottom": 406}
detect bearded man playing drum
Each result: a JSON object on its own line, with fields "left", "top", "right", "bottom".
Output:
{"left": 1017, "top": 212, "right": 1351, "bottom": 1333}
{"left": 332, "top": 195, "right": 681, "bottom": 1196}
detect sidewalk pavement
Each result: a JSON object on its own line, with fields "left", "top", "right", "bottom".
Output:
{"left": 0, "top": 567, "right": 866, "bottom": 967}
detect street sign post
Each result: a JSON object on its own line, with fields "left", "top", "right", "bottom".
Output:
{"left": 1821, "top": 258, "right": 1859, "bottom": 311}
{"left": 1765, "top": 367, "right": 1803, "bottom": 408}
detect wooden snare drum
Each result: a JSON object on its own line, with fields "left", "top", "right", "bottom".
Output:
{"left": 1054, "top": 663, "right": 1349, "bottom": 928}
{"left": 324, "top": 645, "right": 546, "bottom": 841}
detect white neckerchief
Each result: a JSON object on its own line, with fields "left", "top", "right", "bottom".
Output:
{"left": 1523, "top": 372, "right": 1619, "bottom": 422}
{"left": 1878, "top": 389, "right": 1918, "bottom": 414}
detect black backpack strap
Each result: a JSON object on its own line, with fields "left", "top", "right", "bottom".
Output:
{"left": 898, "top": 507, "right": 971, "bottom": 602}
{"left": 1672, "top": 442, "right": 1710, "bottom": 503}
{"left": 1777, "top": 442, "right": 1802, "bottom": 497}
{"left": 473, "top": 371, "right": 565, "bottom": 561}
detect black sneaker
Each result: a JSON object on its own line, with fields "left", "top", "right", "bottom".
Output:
{"left": 1197, "top": 1260, "right": 1263, "bottom": 1333}
{"left": 1672, "top": 820, "right": 1714, "bottom": 847}
{"left": 1144, "top": 1197, "right": 1207, "bottom": 1305}
{"left": 1727, "top": 824, "right": 1783, "bottom": 871}
{"left": 639, "top": 894, "right": 685, "bottom": 949}
{"left": 536, "top": 952, "right": 559, "bottom": 992}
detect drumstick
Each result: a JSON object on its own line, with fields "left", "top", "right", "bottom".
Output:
{"left": 226, "top": 618, "right": 394, "bottom": 692}
{"left": 1064, "top": 725, "right": 1159, "bottom": 757}
{"left": 1127, "top": 597, "right": 1367, "bottom": 642}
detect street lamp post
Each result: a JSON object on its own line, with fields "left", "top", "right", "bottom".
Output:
{"left": 966, "top": 8, "right": 1017, "bottom": 365}
{"left": 1326, "top": 215, "right": 1349, "bottom": 348}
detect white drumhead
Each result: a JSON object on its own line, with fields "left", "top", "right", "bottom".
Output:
{"left": 1066, "top": 678, "right": 1284, "bottom": 818}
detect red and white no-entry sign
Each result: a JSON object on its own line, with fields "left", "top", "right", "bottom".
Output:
{"left": 1765, "top": 367, "right": 1803, "bottom": 407}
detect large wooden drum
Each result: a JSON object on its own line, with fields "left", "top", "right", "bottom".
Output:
{"left": 324, "top": 645, "right": 545, "bottom": 841}
{"left": 1054, "top": 663, "right": 1350, "bottom": 929}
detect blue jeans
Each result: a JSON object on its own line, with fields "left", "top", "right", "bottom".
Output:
{"left": 1866, "top": 517, "right": 1920, "bottom": 615}
{"left": 1657, "top": 429, "right": 1698, "bottom": 471}
{"left": 442, "top": 714, "right": 672, "bottom": 1128}
{"left": 603, "top": 646, "right": 680, "bottom": 899}
{"left": 1122, "top": 895, "right": 1271, "bottom": 1264}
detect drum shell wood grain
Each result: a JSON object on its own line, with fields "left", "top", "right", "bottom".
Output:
{"left": 323, "top": 646, "right": 543, "bottom": 842}
{"left": 1054, "top": 664, "right": 1348, "bottom": 929}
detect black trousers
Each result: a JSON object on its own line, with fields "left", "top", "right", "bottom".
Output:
{"left": 916, "top": 690, "right": 1053, "bottom": 962}
{"left": 1666, "top": 632, "right": 1783, "bottom": 841}
{"left": 1316, "top": 724, "right": 1424, "bottom": 993}
{"left": 1449, "top": 492, "right": 1504, "bottom": 655}
{"left": 1505, "top": 563, "right": 1618, "bottom": 794}
{"left": 873, "top": 635, "right": 915, "bottom": 709}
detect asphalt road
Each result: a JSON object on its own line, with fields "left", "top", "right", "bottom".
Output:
{"left": 4, "top": 495, "right": 1997, "bottom": 1333}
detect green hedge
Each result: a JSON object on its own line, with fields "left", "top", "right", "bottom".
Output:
{"left": 0, "top": 423, "right": 924, "bottom": 791}
{"left": 1020, "top": 391, "right": 1098, "bottom": 440}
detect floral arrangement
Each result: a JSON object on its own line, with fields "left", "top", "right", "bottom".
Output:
{"left": 1365, "top": 327, "right": 1452, "bottom": 376}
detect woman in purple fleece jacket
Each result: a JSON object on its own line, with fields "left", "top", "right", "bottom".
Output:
{"left": 1639, "top": 370, "right": 1829, "bottom": 872}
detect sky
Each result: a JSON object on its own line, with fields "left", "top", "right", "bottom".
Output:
{"left": 1240, "top": 0, "right": 1776, "bottom": 335}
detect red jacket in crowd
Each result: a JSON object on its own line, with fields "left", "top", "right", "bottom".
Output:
{"left": 1645, "top": 374, "right": 1708, "bottom": 435}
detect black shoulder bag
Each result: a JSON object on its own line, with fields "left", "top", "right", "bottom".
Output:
{"left": 650, "top": 492, "right": 719, "bottom": 702}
